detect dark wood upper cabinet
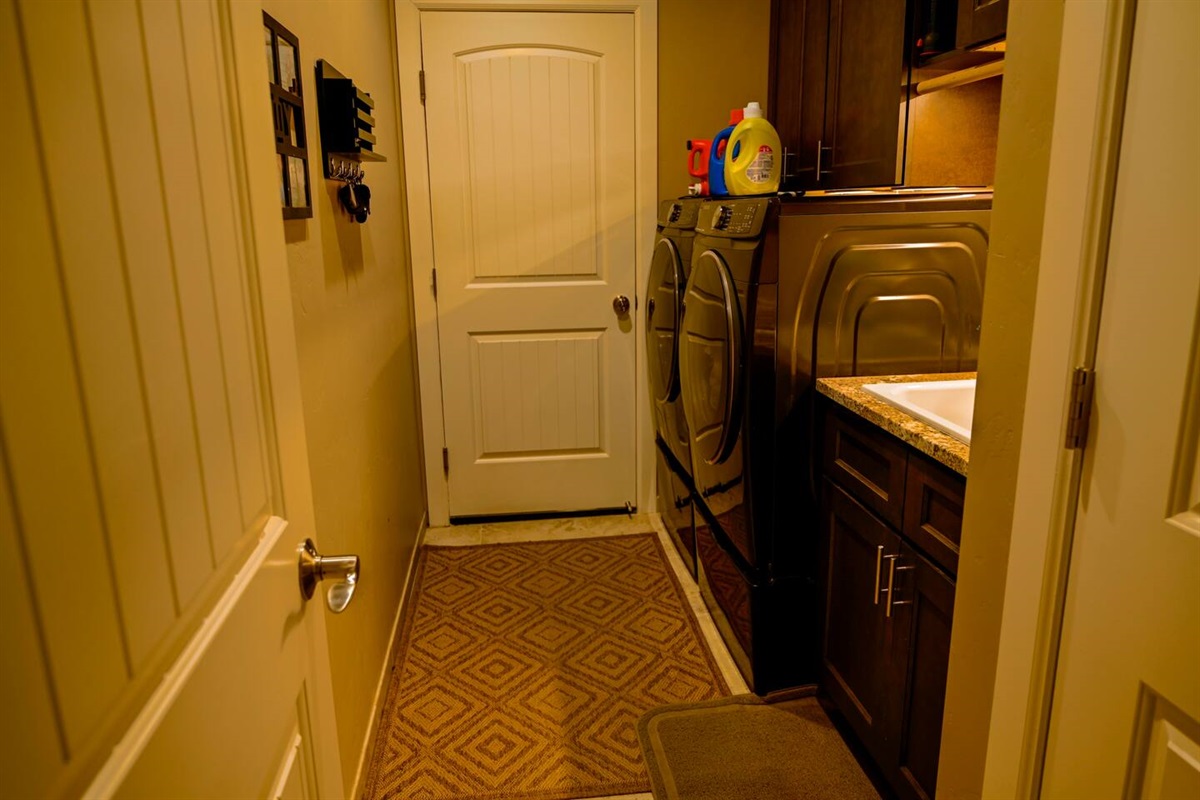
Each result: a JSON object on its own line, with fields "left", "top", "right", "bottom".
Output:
{"left": 956, "top": 0, "right": 1008, "bottom": 50}
{"left": 768, "top": 0, "right": 827, "bottom": 188}
{"left": 823, "top": 0, "right": 908, "bottom": 187}
{"left": 769, "top": 0, "right": 909, "bottom": 190}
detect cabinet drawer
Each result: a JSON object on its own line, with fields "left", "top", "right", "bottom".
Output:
{"left": 903, "top": 453, "right": 966, "bottom": 575}
{"left": 823, "top": 406, "right": 908, "bottom": 528}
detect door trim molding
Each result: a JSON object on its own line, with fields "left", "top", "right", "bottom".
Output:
{"left": 82, "top": 518, "right": 289, "bottom": 799}
{"left": 973, "top": 0, "right": 1138, "bottom": 796}
{"left": 393, "top": 0, "right": 658, "bottom": 526}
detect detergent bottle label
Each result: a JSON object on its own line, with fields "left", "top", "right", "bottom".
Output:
{"left": 746, "top": 145, "right": 774, "bottom": 184}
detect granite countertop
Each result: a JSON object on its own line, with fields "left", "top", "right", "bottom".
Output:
{"left": 816, "top": 372, "right": 974, "bottom": 476}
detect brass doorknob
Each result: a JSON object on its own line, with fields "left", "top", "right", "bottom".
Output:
{"left": 613, "top": 295, "right": 631, "bottom": 316}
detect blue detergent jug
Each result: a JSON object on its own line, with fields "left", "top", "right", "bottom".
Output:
{"left": 707, "top": 108, "right": 744, "bottom": 196}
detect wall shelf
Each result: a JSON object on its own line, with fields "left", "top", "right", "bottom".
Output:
{"left": 316, "top": 60, "right": 387, "bottom": 180}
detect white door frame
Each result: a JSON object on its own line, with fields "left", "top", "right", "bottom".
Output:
{"left": 393, "top": 0, "right": 658, "bottom": 527}
{"left": 945, "top": 0, "right": 1140, "bottom": 796}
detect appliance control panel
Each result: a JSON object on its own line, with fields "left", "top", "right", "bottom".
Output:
{"left": 697, "top": 199, "right": 768, "bottom": 237}
{"left": 657, "top": 197, "right": 702, "bottom": 229}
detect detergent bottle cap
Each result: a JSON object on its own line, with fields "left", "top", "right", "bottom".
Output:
{"left": 728, "top": 108, "right": 744, "bottom": 125}
{"left": 743, "top": 101, "right": 764, "bottom": 119}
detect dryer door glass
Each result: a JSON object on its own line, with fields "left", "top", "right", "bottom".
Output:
{"left": 680, "top": 250, "right": 743, "bottom": 466}
{"left": 646, "top": 238, "right": 684, "bottom": 403}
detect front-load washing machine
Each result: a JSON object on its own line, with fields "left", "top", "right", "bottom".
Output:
{"left": 646, "top": 197, "right": 702, "bottom": 575}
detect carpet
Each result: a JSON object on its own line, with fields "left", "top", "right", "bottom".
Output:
{"left": 364, "top": 533, "right": 730, "bottom": 800}
{"left": 637, "top": 693, "right": 881, "bottom": 800}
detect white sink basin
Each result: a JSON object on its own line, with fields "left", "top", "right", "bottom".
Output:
{"left": 861, "top": 379, "right": 976, "bottom": 444}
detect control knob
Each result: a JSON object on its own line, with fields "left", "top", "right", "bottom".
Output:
{"left": 712, "top": 204, "right": 733, "bottom": 230}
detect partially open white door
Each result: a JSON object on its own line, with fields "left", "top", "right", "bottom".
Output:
{"left": 1040, "top": 1, "right": 1200, "bottom": 795}
{"left": 1, "top": 1, "right": 343, "bottom": 797}
{"left": 421, "top": 11, "right": 639, "bottom": 518}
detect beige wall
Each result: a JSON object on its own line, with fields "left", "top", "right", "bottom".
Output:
{"left": 261, "top": 1, "right": 426, "bottom": 793}
{"left": 937, "top": 2, "right": 1067, "bottom": 797}
{"left": 658, "top": 0, "right": 772, "bottom": 203}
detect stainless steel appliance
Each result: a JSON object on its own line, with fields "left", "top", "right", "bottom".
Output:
{"left": 678, "top": 189, "right": 991, "bottom": 692}
{"left": 646, "top": 197, "right": 703, "bottom": 575}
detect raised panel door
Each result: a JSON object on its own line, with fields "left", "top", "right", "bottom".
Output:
{"left": 0, "top": 1, "right": 342, "bottom": 795}
{"left": 1041, "top": 1, "right": 1200, "bottom": 793}
{"left": 768, "top": 0, "right": 829, "bottom": 189}
{"left": 823, "top": 0, "right": 908, "bottom": 188}
{"left": 822, "top": 480, "right": 903, "bottom": 757}
{"left": 889, "top": 542, "right": 956, "bottom": 800}
{"left": 422, "top": 11, "right": 638, "bottom": 518}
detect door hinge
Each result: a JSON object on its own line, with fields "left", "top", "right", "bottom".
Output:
{"left": 431, "top": 268, "right": 437, "bottom": 298}
{"left": 442, "top": 447, "right": 449, "bottom": 474}
{"left": 1064, "top": 367, "right": 1096, "bottom": 449}
{"left": 419, "top": 70, "right": 426, "bottom": 105}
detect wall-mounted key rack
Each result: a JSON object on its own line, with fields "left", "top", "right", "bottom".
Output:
{"left": 316, "top": 59, "right": 387, "bottom": 180}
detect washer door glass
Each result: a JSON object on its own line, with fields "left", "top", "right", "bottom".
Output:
{"left": 646, "top": 238, "right": 685, "bottom": 403}
{"left": 680, "top": 250, "right": 743, "bottom": 466}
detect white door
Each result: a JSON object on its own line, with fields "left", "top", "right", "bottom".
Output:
{"left": 422, "top": 11, "right": 638, "bottom": 518}
{"left": 0, "top": 1, "right": 343, "bottom": 797}
{"left": 1040, "top": 1, "right": 1200, "bottom": 796}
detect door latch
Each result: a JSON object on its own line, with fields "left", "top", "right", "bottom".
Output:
{"left": 1065, "top": 367, "right": 1096, "bottom": 449}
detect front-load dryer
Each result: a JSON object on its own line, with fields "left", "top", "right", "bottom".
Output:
{"left": 647, "top": 197, "right": 702, "bottom": 575}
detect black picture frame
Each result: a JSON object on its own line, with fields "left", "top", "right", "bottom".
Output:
{"left": 263, "top": 13, "right": 313, "bottom": 220}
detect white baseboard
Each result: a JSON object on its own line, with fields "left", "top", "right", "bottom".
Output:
{"left": 349, "top": 511, "right": 428, "bottom": 799}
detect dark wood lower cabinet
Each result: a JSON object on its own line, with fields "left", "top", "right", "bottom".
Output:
{"left": 890, "top": 541, "right": 955, "bottom": 800}
{"left": 819, "top": 403, "right": 962, "bottom": 800}
{"left": 821, "top": 481, "right": 903, "bottom": 755}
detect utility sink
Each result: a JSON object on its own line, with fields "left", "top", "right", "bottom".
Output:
{"left": 861, "top": 379, "right": 977, "bottom": 444}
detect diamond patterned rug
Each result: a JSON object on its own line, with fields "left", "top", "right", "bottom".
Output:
{"left": 364, "top": 533, "right": 730, "bottom": 800}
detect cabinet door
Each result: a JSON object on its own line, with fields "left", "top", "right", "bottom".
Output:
{"left": 823, "top": 0, "right": 908, "bottom": 187}
{"left": 821, "top": 480, "right": 904, "bottom": 756}
{"left": 956, "top": 0, "right": 1008, "bottom": 50}
{"left": 888, "top": 542, "right": 956, "bottom": 800}
{"left": 768, "top": 0, "right": 828, "bottom": 189}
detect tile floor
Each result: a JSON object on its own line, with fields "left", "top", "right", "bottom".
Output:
{"left": 422, "top": 512, "right": 751, "bottom": 800}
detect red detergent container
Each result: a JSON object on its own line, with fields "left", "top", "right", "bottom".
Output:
{"left": 687, "top": 138, "right": 711, "bottom": 195}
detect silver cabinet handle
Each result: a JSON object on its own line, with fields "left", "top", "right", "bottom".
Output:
{"left": 873, "top": 545, "right": 884, "bottom": 605}
{"left": 613, "top": 295, "right": 631, "bottom": 316}
{"left": 816, "top": 139, "right": 833, "bottom": 181}
{"left": 298, "top": 538, "right": 360, "bottom": 614}
{"left": 883, "top": 554, "right": 915, "bottom": 618}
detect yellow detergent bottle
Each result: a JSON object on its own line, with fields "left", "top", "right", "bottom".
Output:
{"left": 724, "top": 102, "right": 782, "bottom": 195}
